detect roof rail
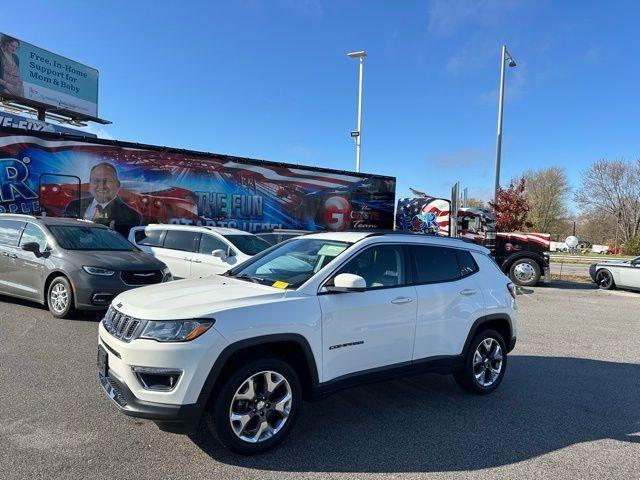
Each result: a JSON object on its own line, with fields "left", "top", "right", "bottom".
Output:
{"left": 0, "top": 213, "right": 38, "bottom": 219}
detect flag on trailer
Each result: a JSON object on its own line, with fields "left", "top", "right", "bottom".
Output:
{"left": 395, "top": 197, "right": 450, "bottom": 235}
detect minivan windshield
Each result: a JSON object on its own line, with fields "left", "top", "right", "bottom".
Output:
{"left": 49, "top": 225, "right": 137, "bottom": 251}
{"left": 224, "top": 234, "right": 271, "bottom": 256}
{"left": 227, "top": 238, "right": 351, "bottom": 288}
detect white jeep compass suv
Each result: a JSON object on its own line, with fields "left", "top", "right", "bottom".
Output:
{"left": 98, "top": 232, "right": 517, "bottom": 454}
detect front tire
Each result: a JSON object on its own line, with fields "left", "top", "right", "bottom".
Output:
{"left": 206, "top": 358, "right": 302, "bottom": 455}
{"left": 47, "top": 276, "right": 76, "bottom": 319}
{"left": 509, "top": 258, "right": 541, "bottom": 286}
{"left": 595, "top": 269, "right": 615, "bottom": 290}
{"left": 455, "top": 329, "right": 507, "bottom": 395}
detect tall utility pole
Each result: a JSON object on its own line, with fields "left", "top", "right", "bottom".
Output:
{"left": 493, "top": 45, "right": 517, "bottom": 207}
{"left": 347, "top": 51, "right": 367, "bottom": 173}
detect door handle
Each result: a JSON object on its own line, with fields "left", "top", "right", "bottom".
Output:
{"left": 391, "top": 297, "right": 414, "bottom": 305}
{"left": 459, "top": 289, "right": 477, "bottom": 296}
{"left": 192, "top": 259, "right": 202, "bottom": 264}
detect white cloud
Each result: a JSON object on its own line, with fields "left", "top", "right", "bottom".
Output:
{"left": 427, "top": 0, "right": 524, "bottom": 36}
{"left": 478, "top": 67, "right": 526, "bottom": 104}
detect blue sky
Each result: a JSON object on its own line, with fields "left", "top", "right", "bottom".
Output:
{"left": 8, "top": 0, "right": 640, "bottom": 203}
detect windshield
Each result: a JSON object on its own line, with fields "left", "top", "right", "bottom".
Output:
{"left": 224, "top": 234, "right": 271, "bottom": 255}
{"left": 227, "top": 238, "right": 351, "bottom": 288}
{"left": 49, "top": 225, "right": 137, "bottom": 251}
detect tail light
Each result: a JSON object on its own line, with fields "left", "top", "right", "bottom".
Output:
{"left": 507, "top": 282, "right": 517, "bottom": 300}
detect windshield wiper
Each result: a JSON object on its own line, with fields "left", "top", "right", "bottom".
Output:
{"left": 235, "top": 274, "right": 267, "bottom": 284}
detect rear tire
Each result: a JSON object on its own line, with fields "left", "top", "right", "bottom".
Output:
{"left": 47, "top": 276, "right": 76, "bottom": 319}
{"left": 508, "top": 258, "right": 541, "bottom": 286}
{"left": 595, "top": 269, "right": 615, "bottom": 290}
{"left": 206, "top": 358, "right": 302, "bottom": 455}
{"left": 455, "top": 329, "right": 507, "bottom": 395}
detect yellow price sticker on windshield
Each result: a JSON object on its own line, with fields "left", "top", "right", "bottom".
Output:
{"left": 272, "top": 281, "right": 289, "bottom": 289}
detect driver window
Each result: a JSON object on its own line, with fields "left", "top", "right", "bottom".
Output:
{"left": 199, "top": 234, "right": 229, "bottom": 255}
{"left": 20, "top": 223, "right": 47, "bottom": 252}
{"left": 335, "top": 245, "right": 406, "bottom": 289}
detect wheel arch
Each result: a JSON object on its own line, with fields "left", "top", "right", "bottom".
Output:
{"left": 197, "top": 334, "right": 320, "bottom": 414}
{"left": 462, "top": 314, "right": 514, "bottom": 355}
{"left": 43, "top": 270, "right": 73, "bottom": 306}
{"left": 501, "top": 251, "right": 547, "bottom": 274}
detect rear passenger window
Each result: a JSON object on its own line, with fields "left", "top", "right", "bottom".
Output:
{"left": 456, "top": 250, "right": 479, "bottom": 277}
{"left": 163, "top": 230, "right": 199, "bottom": 252}
{"left": 0, "top": 220, "right": 25, "bottom": 246}
{"left": 411, "top": 245, "right": 461, "bottom": 283}
{"left": 135, "top": 228, "right": 164, "bottom": 247}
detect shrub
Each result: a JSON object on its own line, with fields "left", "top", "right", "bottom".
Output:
{"left": 621, "top": 236, "right": 640, "bottom": 256}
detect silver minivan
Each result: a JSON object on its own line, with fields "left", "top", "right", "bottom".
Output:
{"left": 0, "top": 214, "right": 171, "bottom": 318}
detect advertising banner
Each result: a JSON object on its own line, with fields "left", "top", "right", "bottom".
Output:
{"left": 0, "top": 131, "right": 395, "bottom": 236}
{"left": 395, "top": 197, "right": 451, "bottom": 235}
{"left": 0, "top": 33, "right": 99, "bottom": 117}
{"left": 0, "top": 111, "right": 97, "bottom": 137}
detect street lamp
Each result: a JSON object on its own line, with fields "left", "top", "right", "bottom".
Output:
{"left": 493, "top": 45, "right": 517, "bottom": 207}
{"left": 348, "top": 50, "right": 367, "bottom": 172}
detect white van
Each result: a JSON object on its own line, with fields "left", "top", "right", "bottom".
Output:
{"left": 129, "top": 225, "right": 271, "bottom": 279}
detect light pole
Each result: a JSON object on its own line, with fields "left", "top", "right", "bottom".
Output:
{"left": 493, "top": 45, "right": 517, "bottom": 207}
{"left": 348, "top": 50, "right": 367, "bottom": 172}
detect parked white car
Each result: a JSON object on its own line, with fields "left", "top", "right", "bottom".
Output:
{"left": 129, "top": 225, "right": 271, "bottom": 279}
{"left": 589, "top": 256, "right": 640, "bottom": 291}
{"left": 98, "top": 231, "right": 518, "bottom": 454}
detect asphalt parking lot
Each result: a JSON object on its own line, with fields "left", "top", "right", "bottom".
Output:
{"left": 1, "top": 282, "right": 639, "bottom": 480}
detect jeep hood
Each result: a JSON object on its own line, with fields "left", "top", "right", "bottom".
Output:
{"left": 113, "top": 274, "right": 286, "bottom": 320}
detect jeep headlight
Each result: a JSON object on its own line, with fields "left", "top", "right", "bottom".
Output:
{"left": 140, "top": 319, "right": 214, "bottom": 342}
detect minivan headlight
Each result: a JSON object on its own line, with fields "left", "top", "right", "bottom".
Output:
{"left": 140, "top": 319, "right": 214, "bottom": 342}
{"left": 83, "top": 266, "right": 116, "bottom": 276}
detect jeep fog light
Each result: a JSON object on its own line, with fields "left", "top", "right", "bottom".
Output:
{"left": 132, "top": 366, "right": 182, "bottom": 391}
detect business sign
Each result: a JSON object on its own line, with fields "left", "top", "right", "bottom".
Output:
{"left": 0, "top": 131, "right": 396, "bottom": 237}
{"left": 0, "top": 111, "right": 97, "bottom": 137}
{"left": 0, "top": 33, "right": 98, "bottom": 117}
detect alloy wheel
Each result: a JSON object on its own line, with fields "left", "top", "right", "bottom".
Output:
{"left": 472, "top": 338, "right": 503, "bottom": 387}
{"left": 596, "top": 270, "right": 612, "bottom": 289}
{"left": 50, "top": 283, "right": 69, "bottom": 313}
{"left": 229, "top": 370, "right": 293, "bottom": 444}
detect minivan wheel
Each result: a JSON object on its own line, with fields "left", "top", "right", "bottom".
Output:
{"left": 454, "top": 329, "right": 507, "bottom": 395}
{"left": 207, "top": 358, "right": 302, "bottom": 455}
{"left": 47, "top": 276, "right": 76, "bottom": 319}
{"left": 509, "top": 258, "right": 541, "bottom": 286}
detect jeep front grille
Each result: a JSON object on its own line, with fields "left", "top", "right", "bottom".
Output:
{"left": 102, "top": 306, "right": 143, "bottom": 342}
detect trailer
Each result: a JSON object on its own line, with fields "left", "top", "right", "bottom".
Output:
{"left": 0, "top": 128, "right": 396, "bottom": 237}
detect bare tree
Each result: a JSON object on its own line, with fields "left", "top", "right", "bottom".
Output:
{"left": 465, "top": 197, "right": 486, "bottom": 208}
{"left": 574, "top": 159, "right": 640, "bottom": 242}
{"left": 523, "top": 167, "right": 570, "bottom": 233}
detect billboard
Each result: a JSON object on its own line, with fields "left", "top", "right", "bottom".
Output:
{"left": 0, "top": 111, "right": 97, "bottom": 137}
{"left": 0, "top": 130, "right": 396, "bottom": 237}
{"left": 0, "top": 33, "right": 98, "bottom": 117}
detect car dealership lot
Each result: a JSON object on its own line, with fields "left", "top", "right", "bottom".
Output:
{"left": 1, "top": 283, "right": 638, "bottom": 480}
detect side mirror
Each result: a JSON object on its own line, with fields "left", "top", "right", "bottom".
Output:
{"left": 212, "top": 249, "right": 227, "bottom": 261}
{"left": 22, "top": 242, "right": 41, "bottom": 255}
{"left": 326, "top": 273, "right": 366, "bottom": 293}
